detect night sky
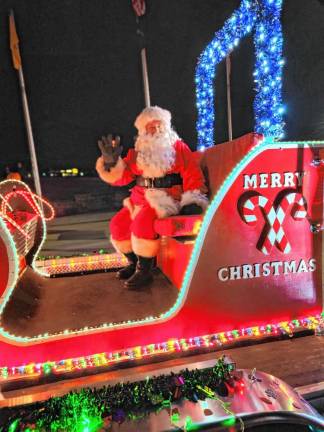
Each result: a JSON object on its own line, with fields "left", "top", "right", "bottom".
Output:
{"left": 0, "top": 0, "right": 323, "bottom": 172}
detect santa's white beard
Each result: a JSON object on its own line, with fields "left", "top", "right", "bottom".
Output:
{"left": 135, "top": 131, "right": 178, "bottom": 178}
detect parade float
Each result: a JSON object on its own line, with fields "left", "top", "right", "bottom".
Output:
{"left": 0, "top": 132, "right": 323, "bottom": 383}
{"left": 0, "top": 0, "right": 323, "bottom": 430}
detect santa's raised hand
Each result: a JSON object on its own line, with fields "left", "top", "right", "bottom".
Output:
{"left": 98, "top": 134, "right": 123, "bottom": 170}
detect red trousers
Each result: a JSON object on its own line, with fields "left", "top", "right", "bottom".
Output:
{"left": 110, "top": 185, "right": 181, "bottom": 241}
{"left": 110, "top": 205, "right": 158, "bottom": 241}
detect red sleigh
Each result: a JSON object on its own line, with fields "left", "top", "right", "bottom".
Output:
{"left": 0, "top": 132, "right": 323, "bottom": 381}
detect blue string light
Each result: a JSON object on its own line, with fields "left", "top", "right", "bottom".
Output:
{"left": 253, "top": 0, "right": 284, "bottom": 139}
{"left": 195, "top": 0, "right": 284, "bottom": 150}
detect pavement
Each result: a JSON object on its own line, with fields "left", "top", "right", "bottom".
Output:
{"left": 41, "top": 210, "right": 115, "bottom": 257}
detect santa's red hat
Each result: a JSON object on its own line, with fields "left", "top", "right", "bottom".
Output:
{"left": 134, "top": 106, "right": 171, "bottom": 134}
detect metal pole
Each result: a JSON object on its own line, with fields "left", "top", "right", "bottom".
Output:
{"left": 226, "top": 54, "right": 233, "bottom": 141}
{"left": 18, "top": 67, "right": 42, "bottom": 198}
{"left": 9, "top": 10, "right": 42, "bottom": 198}
{"left": 141, "top": 47, "right": 151, "bottom": 108}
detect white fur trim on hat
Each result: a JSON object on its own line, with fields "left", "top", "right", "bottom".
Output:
{"left": 144, "top": 189, "right": 180, "bottom": 218}
{"left": 134, "top": 106, "right": 172, "bottom": 134}
{"left": 96, "top": 156, "right": 125, "bottom": 184}
{"left": 180, "top": 189, "right": 209, "bottom": 209}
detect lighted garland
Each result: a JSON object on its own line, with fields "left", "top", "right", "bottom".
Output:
{"left": 0, "top": 357, "right": 239, "bottom": 432}
{"left": 0, "top": 314, "right": 321, "bottom": 381}
{"left": 36, "top": 251, "right": 128, "bottom": 276}
{"left": 195, "top": 0, "right": 284, "bottom": 149}
{"left": 253, "top": 0, "right": 284, "bottom": 138}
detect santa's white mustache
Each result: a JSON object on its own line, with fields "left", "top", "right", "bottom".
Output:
{"left": 135, "top": 130, "right": 177, "bottom": 178}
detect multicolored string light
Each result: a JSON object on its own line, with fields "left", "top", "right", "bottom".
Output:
{"left": 195, "top": 0, "right": 284, "bottom": 150}
{"left": 0, "top": 314, "right": 321, "bottom": 380}
{"left": 36, "top": 252, "right": 128, "bottom": 275}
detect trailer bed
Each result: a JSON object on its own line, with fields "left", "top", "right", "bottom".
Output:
{"left": 1, "top": 266, "right": 178, "bottom": 337}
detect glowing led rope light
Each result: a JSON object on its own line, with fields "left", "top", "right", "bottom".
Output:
{"left": 0, "top": 218, "right": 19, "bottom": 310}
{"left": 36, "top": 252, "right": 128, "bottom": 275}
{"left": 0, "top": 193, "right": 13, "bottom": 211}
{"left": 0, "top": 180, "right": 49, "bottom": 280}
{"left": 0, "top": 139, "right": 323, "bottom": 344}
{"left": 0, "top": 212, "right": 31, "bottom": 239}
{"left": 0, "top": 182, "right": 55, "bottom": 279}
{"left": 1, "top": 189, "right": 55, "bottom": 221}
{"left": 195, "top": 0, "right": 284, "bottom": 149}
{"left": 0, "top": 313, "right": 321, "bottom": 380}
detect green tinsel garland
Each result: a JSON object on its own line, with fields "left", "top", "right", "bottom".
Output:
{"left": 1, "top": 356, "right": 237, "bottom": 432}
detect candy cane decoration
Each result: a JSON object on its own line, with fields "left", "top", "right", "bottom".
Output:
{"left": 241, "top": 192, "right": 307, "bottom": 255}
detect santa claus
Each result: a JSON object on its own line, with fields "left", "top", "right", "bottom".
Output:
{"left": 96, "top": 106, "right": 208, "bottom": 289}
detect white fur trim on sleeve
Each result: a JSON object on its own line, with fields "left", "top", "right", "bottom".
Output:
{"left": 95, "top": 156, "right": 125, "bottom": 184}
{"left": 144, "top": 189, "right": 180, "bottom": 218}
{"left": 180, "top": 189, "right": 209, "bottom": 209}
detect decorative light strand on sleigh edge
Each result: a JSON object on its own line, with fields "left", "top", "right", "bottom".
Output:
{"left": 0, "top": 218, "right": 19, "bottom": 313}
{"left": 0, "top": 313, "right": 322, "bottom": 379}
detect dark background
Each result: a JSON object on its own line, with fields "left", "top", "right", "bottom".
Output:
{"left": 0, "top": 0, "right": 324, "bottom": 173}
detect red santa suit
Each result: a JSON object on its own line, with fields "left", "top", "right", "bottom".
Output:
{"left": 96, "top": 108, "right": 208, "bottom": 258}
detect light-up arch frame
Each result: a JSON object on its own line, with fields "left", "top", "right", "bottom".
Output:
{"left": 195, "top": 0, "right": 284, "bottom": 149}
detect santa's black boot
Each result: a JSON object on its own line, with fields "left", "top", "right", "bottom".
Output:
{"left": 116, "top": 252, "right": 138, "bottom": 280}
{"left": 125, "top": 256, "right": 154, "bottom": 289}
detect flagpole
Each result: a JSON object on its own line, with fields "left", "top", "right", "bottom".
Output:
{"left": 141, "top": 47, "right": 151, "bottom": 107}
{"left": 226, "top": 54, "right": 233, "bottom": 141}
{"left": 9, "top": 10, "right": 42, "bottom": 198}
{"left": 132, "top": 1, "right": 151, "bottom": 108}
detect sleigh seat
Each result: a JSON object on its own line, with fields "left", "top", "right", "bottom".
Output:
{"left": 155, "top": 132, "right": 263, "bottom": 289}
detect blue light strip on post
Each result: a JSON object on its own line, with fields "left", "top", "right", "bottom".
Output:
{"left": 253, "top": 0, "right": 284, "bottom": 138}
{"left": 195, "top": 0, "right": 284, "bottom": 150}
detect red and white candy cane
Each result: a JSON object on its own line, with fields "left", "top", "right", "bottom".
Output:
{"left": 242, "top": 192, "right": 307, "bottom": 255}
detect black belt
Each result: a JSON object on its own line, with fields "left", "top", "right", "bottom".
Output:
{"left": 136, "top": 173, "right": 182, "bottom": 188}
